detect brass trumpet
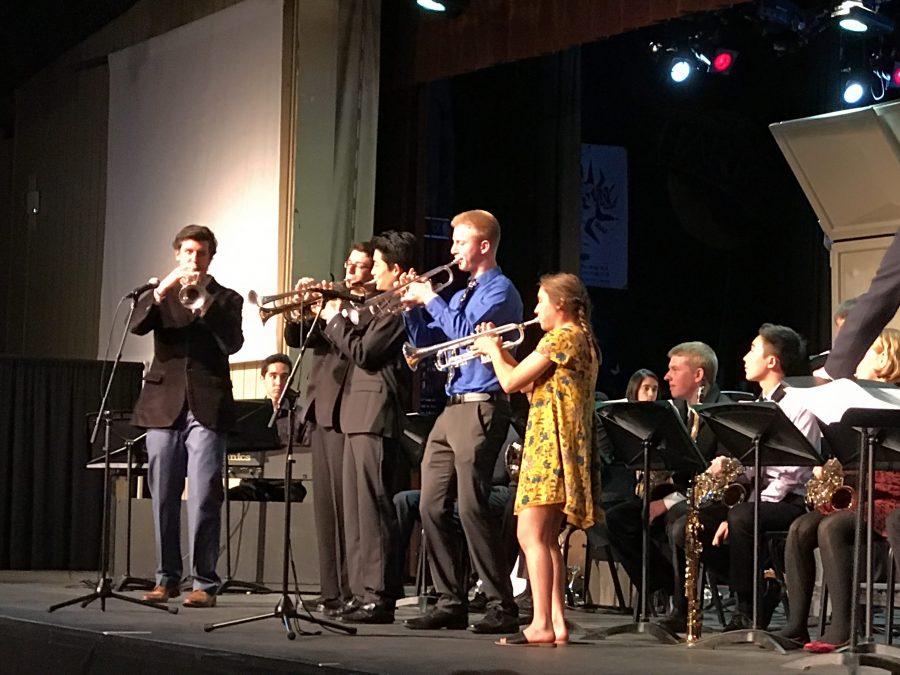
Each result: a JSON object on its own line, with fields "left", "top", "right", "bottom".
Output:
{"left": 248, "top": 281, "right": 364, "bottom": 325}
{"left": 403, "top": 318, "right": 539, "bottom": 372}
{"left": 348, "top": 261, "right": 457, "bottom": 322}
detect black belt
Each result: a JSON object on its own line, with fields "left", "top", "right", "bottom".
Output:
{"left": 446, "top": 392, "right": 508, "bottom": 406}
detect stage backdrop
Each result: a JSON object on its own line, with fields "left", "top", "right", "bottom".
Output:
{"left": 99, "top": 0, "right": 283, "bottom": 366}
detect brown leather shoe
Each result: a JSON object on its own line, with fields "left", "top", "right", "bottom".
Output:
{"left": 142, "top": 585, "right": 180, "bottom": 602}
{"left": 182, "top": 589, "right": 217, "bottom": 608}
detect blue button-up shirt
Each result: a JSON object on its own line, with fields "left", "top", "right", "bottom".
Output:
{"left": 403, "top": 266, "right": 523, "bottom": 395}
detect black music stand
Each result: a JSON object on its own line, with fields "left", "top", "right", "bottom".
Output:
{"left": 204, "top": 305, "right": 355, "bottom": 639}
{"left": 84, "top": 411, "right": 154, "bottom": 592}
{"left": 690, "top": 402, "right": 822, "bottom": 653}
{"left": 584, "top": 401, "right": 707, "bottom": 645}
{"left": 786, "top": 401, "right": 900, "bottom": 673}
{"left": 49, "top": 289, "right": 174, "bottom": 615}
{"left": 217, "top": 400, "right": 281, "bottom": 595}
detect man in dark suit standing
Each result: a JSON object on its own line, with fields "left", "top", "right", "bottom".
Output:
{"left": 130, "top": 224, "right": 243, "bottom": 608}
{"left": 823, "top": 231, "right": 900, "bottom": 379}
{"left": 284, "top": 242, "right": 374, "bottom": 616}
{"left": 318, "top": 231, "right": 414, "bottom": 623}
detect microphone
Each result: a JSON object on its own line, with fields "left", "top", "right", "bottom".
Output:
{"left": 127, "top": 277, "right": 160, "bottom": 299}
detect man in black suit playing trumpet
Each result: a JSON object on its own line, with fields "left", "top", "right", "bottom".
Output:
{"left": 317, "top": 231, "right": 415, "bottom": 623}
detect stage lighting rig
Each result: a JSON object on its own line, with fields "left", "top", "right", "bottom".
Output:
{"left": 832, "top": 1, "right": 895, "bottom": 34}
{"left": 710, "top": 48, "right": 738, "bottom": 74}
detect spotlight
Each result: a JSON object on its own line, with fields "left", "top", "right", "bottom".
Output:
{"left": 843, "top": 79, "right": 866, "bottom": 104}
{"left": 832, "top": 1, "right": 894, "bottom": 35}
{"left": 670, "top": 57, "right": 694, "bottom": 83}
{"left": 842, "top": 70, "right": 872, "bottom": 105}
{"left": 415, "top": 0, "right": 468, "bottom": 15}
{"left": 710, "top": 49, "right": 738, "bottom": 74}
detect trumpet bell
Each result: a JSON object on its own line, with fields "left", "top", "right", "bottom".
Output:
{"left": 179, "top": 283, "right": 210, "bottom": 313}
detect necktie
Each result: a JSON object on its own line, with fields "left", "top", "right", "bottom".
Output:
{"left": 458, "top": 278, "right": 478, "bottom": 308}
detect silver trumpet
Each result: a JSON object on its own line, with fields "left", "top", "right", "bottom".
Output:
{"left": 178, "top": 273, "right": 211, "bottom": 313}
{"left": 403, "top": 317, "right": 540, "bottom": 372}
{"left": 348, "top": 260, "right": 457, "bottom": 323}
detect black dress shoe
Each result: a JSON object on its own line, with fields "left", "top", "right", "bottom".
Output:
{"left": 405, "top": 608, "right": 468, "bottom": 630}
{"left": 759, "top": 578, "right": 783, "bottom": 631}
{"left": 469, "top": 606, "right": 520, "bottom": 634}
{"left": 326, "top": 597, "right": 361, "bottom": 617}
{"left": 655, "top": 613, "right": 687, "bottom": 634}
{"left": 723, "top": 611, "right": 753, "bottom": 632}
{"left": 342, "top": 603, "right": 395, "bottom": 624}
{"left": 469, "top": 591, "right": 488, "bottom": 613}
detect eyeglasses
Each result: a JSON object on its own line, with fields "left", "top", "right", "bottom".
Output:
{"left": 344, "top": 260, "right": 372, "bottom": 271}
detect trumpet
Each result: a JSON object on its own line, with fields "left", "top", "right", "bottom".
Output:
{"left": 348, "top": 261, "right": 457, "bottom": 322}
{"left": 178, "top": 272, "right": 211, "bottom": 313}
{"left": 248, "top": 281, "right": 365, "bottom": 325}
{"left": 403, "top": 317, "right": 539, "bottom": 372}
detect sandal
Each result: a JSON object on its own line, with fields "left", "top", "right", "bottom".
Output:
{"left": 495, "top": 631, "right": 556, "bottom": 647}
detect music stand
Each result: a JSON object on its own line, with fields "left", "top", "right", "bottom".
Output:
{"left": 584, "top": 401, "right": 707, "bottom": 644}
{"left": 49, "top": 290, "right": 174, "bottom": 615}
{"left": 690, "top": 402, "right": 822, "bottom": 653}
{"left": 217, "top": 400, "right": 282, "bottom": 595}
{"left": 786, "top": 401, "right": 900, "bottom": 673}
{"left": 204, "top": 305, "right": 355, "bottom": 639}
{"left": 84, "top": 410, "right": 153, "bottom": 592}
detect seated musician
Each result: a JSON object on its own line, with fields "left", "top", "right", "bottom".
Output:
{"left": 777, "top": 328, "right": 900, "bottom": 651}
{"left": 605, "top": 342, "right": 730, "bottom": 635}
{"left": 708, "top": 324, "right": 820, "bottom": 632}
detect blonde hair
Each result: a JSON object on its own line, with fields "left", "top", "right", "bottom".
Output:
{"left": 873, "top": 328, "right": 900, "bottom": 384}
{"left": 451, "top": 209, "right": 501, "bottom": 246}
{"left": 539, "top": 272, "right": 602, "bottom": 365}
{"left": 667, "top": 341, "right": 718, "bottom": 387}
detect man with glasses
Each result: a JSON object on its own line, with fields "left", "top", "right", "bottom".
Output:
{"left": 285, "top": 242, "right": 374, "bottom": 616}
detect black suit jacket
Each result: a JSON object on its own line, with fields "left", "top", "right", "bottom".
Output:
{"left": 322, "top": 311, "right": 410, "bottom": 438}
{"left": 826, "top": 229, "right": 900, "bottom": 379}
{"left": 285, "top": 318, "right": 351, "bottom": 430}
{"left": 671, "top": 384, "right": 732, "bottom": 493}
{"left": 129, "top": 277, "right": 243, "bottom": 431}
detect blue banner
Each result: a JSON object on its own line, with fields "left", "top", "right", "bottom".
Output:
{"left": 580, "top": 144, "right": 628, "bottom": 289}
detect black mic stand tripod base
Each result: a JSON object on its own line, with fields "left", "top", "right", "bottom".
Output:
{"left": 203, "top": 307, "right": 354, "bottom": 639}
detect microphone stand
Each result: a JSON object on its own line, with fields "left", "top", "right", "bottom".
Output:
{"left": 204, "top": 304, "right": 355, "bottom": 638}
{"left": 49, "top": 287, "right": 175, "bottom": 614}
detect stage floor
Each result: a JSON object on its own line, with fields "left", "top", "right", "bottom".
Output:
{"left": 0, "top": 572, "right": 862, "bottom": 674}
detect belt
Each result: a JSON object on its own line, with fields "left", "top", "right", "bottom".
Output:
{"left": 446, "top": 392, "right": 508, "bottom": 406}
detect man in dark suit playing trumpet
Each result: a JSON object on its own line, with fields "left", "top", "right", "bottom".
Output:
{"left": 318, "top": 230, "right": 415, "bottom": 623}
{"left": 129, "top": 224, "right": 244, "bottom": 608}
{"left": 285, "top": 242, "right": 374, "bottom": 616}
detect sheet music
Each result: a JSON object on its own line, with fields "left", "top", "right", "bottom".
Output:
{"left": 782, "top": 379, "right": 900, "bottom": 425}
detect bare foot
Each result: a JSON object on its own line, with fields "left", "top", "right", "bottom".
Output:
{"left": 553, "top": 616, "right": 569, "bottom": 644}
{"left": 523, "top": 625, "right": 556, "bottom": 644}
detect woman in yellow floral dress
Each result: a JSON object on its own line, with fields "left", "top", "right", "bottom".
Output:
{"left": 474, "top": 272, "right": 600, "bottom": 646}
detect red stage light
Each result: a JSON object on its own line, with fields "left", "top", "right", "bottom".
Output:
{"left": 893, "top": 64, "right": 900, "bottom": 88}
{"left": 711, "top": 50, "right": 737, "bottom": 74}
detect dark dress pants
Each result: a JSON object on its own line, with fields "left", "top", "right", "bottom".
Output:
{"left": 419, "top": 400, "right": 515, "bottom": 613}
{"left": 727, "top": 497, "right": 806, "bottom": 601}
{"left": 310, "top": 423, "right": 351, "bottom": 602}
{"left": 145, "top": 410, "right": 225, "bottom": 592}
{"left": 605, "top": 497, "right": 690, "bottom": 599}
{"left": 343, "top": 432, "right": 402, "bottom": 605}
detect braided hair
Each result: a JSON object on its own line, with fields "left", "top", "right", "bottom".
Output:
{"left": 539, "top": 272, "right": 602, "bottom": 367}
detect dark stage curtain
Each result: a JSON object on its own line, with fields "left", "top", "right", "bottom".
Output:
{"left": 0, "top": 357, "right": 142, "bottom": 570}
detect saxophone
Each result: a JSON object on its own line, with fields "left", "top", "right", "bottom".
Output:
{"left": 806, "top": 458, "right": 856, "bottom": 513}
